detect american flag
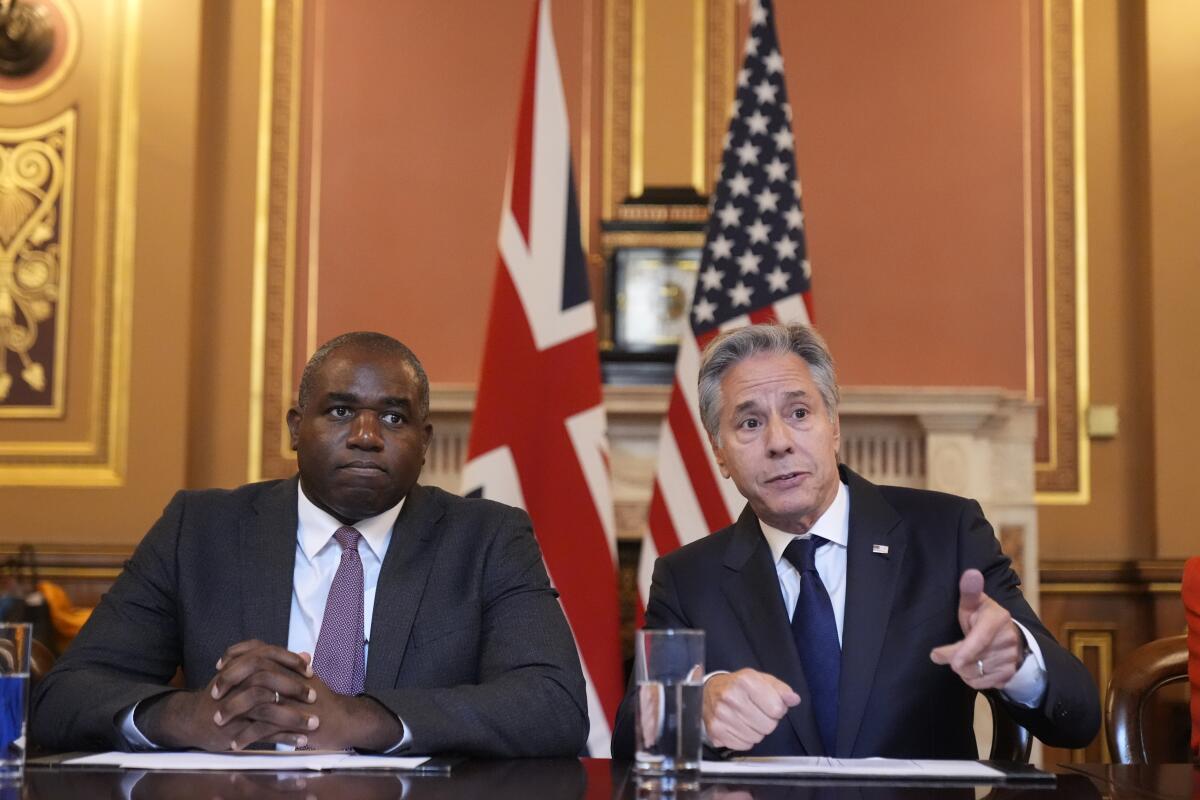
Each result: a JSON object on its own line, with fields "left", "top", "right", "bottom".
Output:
{"left": 461, "top": 0, "right": 622, "bottom": 756}
{"left": 639, "top": 0, "right": 813, "bottom": 603}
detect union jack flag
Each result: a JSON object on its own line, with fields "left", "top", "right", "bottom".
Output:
{"left": 462, "top": 0, "right": 622, "bottom": 756}
{"left": 639, "top": 0, "right": 813, "bottom": 603}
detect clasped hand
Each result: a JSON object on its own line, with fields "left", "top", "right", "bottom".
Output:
{"left": 137, "top": 640, "right": 400, "bottom": 751}
{"left": 929, "top": 569, "right": 1026, "bottom": 690}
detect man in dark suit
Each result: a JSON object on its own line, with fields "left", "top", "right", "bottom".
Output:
{"left": 32, "top": 332, "right": 588, "bottom": 755}
{"left": 613, "top": 323, "right": 1099, "bottom": 758}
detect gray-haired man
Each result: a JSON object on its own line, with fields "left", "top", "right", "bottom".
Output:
{"left": 613, "top": 322, "right": 1098, "bottom": 758}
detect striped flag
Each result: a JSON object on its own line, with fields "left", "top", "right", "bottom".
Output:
{"left": 461, "top": 0, "right": 622, "bottom": 756}
{"left": 639, "top": 0, "right": 813, "bottom": 603}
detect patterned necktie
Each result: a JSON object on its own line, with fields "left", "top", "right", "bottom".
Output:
{"left": 783, "top": 535, "right": 841, "bottom": 755}
{"left": 311, "top": 526, "right": 365, "bottom": 695}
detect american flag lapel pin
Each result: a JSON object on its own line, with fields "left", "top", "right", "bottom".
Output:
{"left": 872, "top": 544, "right": 889, "bottom": 555}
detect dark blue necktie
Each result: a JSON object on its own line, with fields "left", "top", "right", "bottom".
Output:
{"left": 783, "top": 536, "right": 840, "bottom": 755}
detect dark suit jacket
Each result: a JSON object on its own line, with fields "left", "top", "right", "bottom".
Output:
{"left": 30, "top": 478, "right": 589, "bottom": 756}
{"left": 612, "top": 467, "right": 1100, "bottom": 758}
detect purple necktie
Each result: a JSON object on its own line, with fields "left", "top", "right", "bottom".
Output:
{"left": 311, "top": 526, "right": 365, "bottom": 695}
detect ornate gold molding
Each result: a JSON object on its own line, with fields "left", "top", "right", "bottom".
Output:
{"left": 0, "top": 109, "right": 73, "bottom": 415}
{"left": 0, "top": 0, "right": 138, "bottom": 486}
{"left": 603, "top": 0, "right": 734, "bottom": 223}
{"left": 1035, "top": 0, "right": 1090, "bottom": 501}
{"left": 249, "top": 0, "right": 303, "bottom": 482}
{"left": 1063, "top": 624, "right": 1114, "bottom": 763}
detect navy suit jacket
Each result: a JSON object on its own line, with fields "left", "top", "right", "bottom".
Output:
{"left": 612, "top": 467, "right": 1099, "bottom": 758}
{"left": 31, "top": 479, "right": 589, "bottom": 756}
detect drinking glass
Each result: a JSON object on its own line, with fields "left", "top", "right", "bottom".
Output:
{"left": 0, "top": 623, "right": 31, "bottom": 778}
{"left": 633, "top": 629, "right": 705, "bottom": 789}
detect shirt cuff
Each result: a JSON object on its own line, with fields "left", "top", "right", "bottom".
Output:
{"left": 699, "top": 670, "right": 730, "bottom": 747}
{"left": 999, "top": 621, "right": 1048, "bottom": 708}
{"left": 118, "top": 701, "right": 162, "bottom": 751}
{"left": 380, "top": 715, "right": 412, "bottom": 753}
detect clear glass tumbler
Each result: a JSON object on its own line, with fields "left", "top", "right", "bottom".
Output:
{"left": 633, "top": 628, "right": 705, "bottom": 789}
{"left": 0, "top": 623, "right": 31, "bottom": 779}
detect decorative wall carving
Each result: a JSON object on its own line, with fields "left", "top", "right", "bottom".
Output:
{"left": 0, "top": 109, "right": 73, "bottom": 412}
{"left": 1035, "top": 0, "right": 1089, "bottom": 500}
{"left": 0, "top": 0, "right": 138, "bottom": 486}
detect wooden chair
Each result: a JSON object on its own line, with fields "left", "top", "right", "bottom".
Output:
{"left": 31, "top": 637, "right": 56, "bottom": 687}
{"left": 1106, "top": 634, "right": 1189, "bottom": 764}
{"left": 985, "top": 691, "right": 1033, "bottom": 762}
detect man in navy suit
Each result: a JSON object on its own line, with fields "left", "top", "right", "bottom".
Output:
{"left": 613, "top": 323, "right": 1098, "bottom": 758}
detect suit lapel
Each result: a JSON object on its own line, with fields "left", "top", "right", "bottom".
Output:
{"left": 365, "top": 483, "right": 444, "bottom": 691}
{"left": 241, "top": 478, "right": 300, "bottom": 647}
{"left": 720, "top": 508, "right": 825, "bottom": 755}
{"left": 835, "top": 467, "right": 906, "bottom": 756}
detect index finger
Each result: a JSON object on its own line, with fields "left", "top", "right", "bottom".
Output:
{"left": 949, "top": 600, "right": 1010, "bottom": 667}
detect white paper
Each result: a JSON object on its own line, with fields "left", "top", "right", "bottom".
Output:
{"left": 700, "top": 757, "right": 1006, "bottom": 780}
{"left": 63, "top": 751, "right": 430, "bottom": 772}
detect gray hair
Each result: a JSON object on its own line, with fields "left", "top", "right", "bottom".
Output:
{"left": 697, "top": 322, "right": 839, "bottom": 439}
{"left": 297, "top": 331, "right": 430, "bottom": 419}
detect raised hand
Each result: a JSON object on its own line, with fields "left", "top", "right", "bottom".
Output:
{"left": 929, "top": 570, "right": 1026, "bottom": 690}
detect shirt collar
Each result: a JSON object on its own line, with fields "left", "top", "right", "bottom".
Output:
{"left": 760, "top": 480, "right": 850, "bottom": 566}
{"left": 296, "top": 481, "right": 405, "bottom": 562}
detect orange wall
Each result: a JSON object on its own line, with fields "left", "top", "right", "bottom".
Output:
{"left": 309, "top": 1, "right": 589, "bottom": 384}
{"left": 778, "top": 1, "right": 1029, "bottom": 391}
{"left": 308, "top": 1, "right": 1030, "bottom": 391}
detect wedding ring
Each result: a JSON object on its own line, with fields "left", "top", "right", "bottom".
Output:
{"left": 273, "top": 690, "right": 281, "bottom": 705}
{"left": 976, "top": 659, "right": 985, "bottom": 678}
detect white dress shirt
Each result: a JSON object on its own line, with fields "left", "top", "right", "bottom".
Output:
{"left": 755, "top": 481, "right": 1047, "bottom": 707}
{"left": 120, "top": 484, "right": 409, "bottom": 749}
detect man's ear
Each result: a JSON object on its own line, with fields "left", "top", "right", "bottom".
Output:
{"left": 286, "top": 407, "right": 302, "bottom": 451}
{"left": 420, "top": 422, "right": 433, "bottom": 464}
{"left": 708, "top": 432, "right": 731, "bottom": 479}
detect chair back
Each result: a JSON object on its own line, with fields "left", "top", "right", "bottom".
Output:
{"left": 1106, "top": 634, "right": 1189, "bottom": 764}
{"left": 985, "top": 691, "right": 1032, "bottom": 762}
{"left": 1183, "top": 557, "right": 1199, "bottom": 759}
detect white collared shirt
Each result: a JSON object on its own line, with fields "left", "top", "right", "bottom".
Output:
{"left": 756, "top": 481, "right": 1047, "bottom": 707}
{"left": 289, "top": 484, "right": 404, "bottom": 665}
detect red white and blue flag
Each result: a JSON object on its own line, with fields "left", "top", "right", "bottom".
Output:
{"left": 462, "top": 0, "right": 622, "bottom": 756}
{"left": 639, "top": 0, "right": 814, "bottom": 603}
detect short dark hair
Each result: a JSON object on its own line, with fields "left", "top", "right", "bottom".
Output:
{"left": 297, "top": 331, "right": 430, "bottom": 419}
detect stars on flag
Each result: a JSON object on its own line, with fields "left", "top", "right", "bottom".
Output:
{"left": 685, "top": 0, "right": 811, "bottom": 334}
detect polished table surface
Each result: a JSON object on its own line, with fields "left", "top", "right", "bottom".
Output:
{"left": 11, "top": 759, "right": 1197, "bottom": 799}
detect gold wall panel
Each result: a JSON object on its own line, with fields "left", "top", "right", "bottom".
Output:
{"left": 0, "top": 0, "right": 137, "bottom": 486}
{"left": 604, "top": 0, "right": 734, "bottom": 223}
{"left": 1063, "top": 625, "right": 1114, "bottom": 763}
{"left": 0, "top": 109, "right": 74, "bottom": 414}
{"left": 1036, "top": 0, "right": 1090, "bottom": 501}
{"left": 249, "top": 0, "right": 303, "bottom": 482}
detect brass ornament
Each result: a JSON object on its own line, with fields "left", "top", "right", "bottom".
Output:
{"left": 0, "top": 0, "right": 55, "bottom": 77}
{"left": 0, "top": 112, "right": 71, "bottom": 404}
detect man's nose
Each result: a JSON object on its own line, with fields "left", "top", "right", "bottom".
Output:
{"left": 763, "top": 414, "right": 793, "bottom": 456}
{"left": 348, "top": 412, "right": 384, "bottom": 449}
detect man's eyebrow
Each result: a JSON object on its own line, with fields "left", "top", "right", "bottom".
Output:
{"left": 322, "top": 392, "right": 413, "bottom": 408}
{"left": 323, "top": 392, "right": 359, "bottom": 404}
{"left": 731, "top": 389, "right": 810, "bottom": 414}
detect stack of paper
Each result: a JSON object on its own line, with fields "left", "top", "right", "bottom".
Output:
{"left": 63, "top": 751, "right": 431, "bottom": 772}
